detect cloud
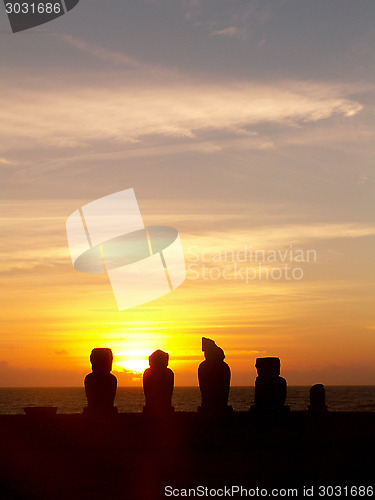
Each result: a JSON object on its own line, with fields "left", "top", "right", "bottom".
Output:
{"left": 113, "top": 369, "right": 142, "bottom": 383}
{"left": 0, "top": 157, "right": 17, "bottom": 166}
{"left": 277, "top": 119, "right": 374, "bottom": 148}
{"left": 210, "top": 26, "right": 245, "bottom": 39}
{"left": 183, "top": 0, "right": 275, "bottom": 41}
{"left": 0, "top": 79, "right": 363, "bottom": 161}
{"left": 183, "top": 222, "right": 375, "bottom": 249}
{"left": 54, "top": 33, "right": 180, "bottom": 78}
{"left": 57, "top": 33, "right": 142, "bottom": 68}
{"left": 0, "top": 194, "right": 373, "bottom": 276}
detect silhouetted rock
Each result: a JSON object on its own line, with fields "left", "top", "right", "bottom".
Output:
{"left": 250, "top": 357, "right": 289, "bottom": 418}
{"left": 143, "top": 350, "right": 174, "bottom": 417}
{"left": 84, "top": 348, "right": 117, "bottom": 415}
{"left": 308, "top": 383, "right": 328, "bottom": 421}
{"left": 198, "top": 337, "right": 232, "bottom": 416}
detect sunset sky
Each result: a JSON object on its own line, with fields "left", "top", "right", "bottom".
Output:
{"left": 0, "top": 0, "right": 374, "bottom": 387}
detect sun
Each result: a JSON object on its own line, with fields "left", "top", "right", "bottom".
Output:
{"left": 116, "top": 359, "right": 149, "bottom": 374}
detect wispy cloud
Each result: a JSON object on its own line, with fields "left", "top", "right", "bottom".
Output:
{"left": 183, "top": 0, "right": 276, "bottom": 41}
{"left": 54, "top": 33, "right": 180, "bottom": 78}
{"left": 56, "top": 33, "right": 142, "bottom": 68}
{"left": 1, "top": 195, "right": 373, "bottom": 275}
{"left": 210, "top": 26, "right": 246, "bottom": 39}
{"left": 0, "top": 157, "right": 17, "bottom": 166}
{"left": 180, "top": 223, "right": 375, "bottom": 256}
{"left": 0, "top": 79, "right": 363, "bottom": 158}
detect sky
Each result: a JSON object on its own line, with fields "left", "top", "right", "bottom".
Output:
{"left": 0, "top": 0, "right": 374, "bottom": 387}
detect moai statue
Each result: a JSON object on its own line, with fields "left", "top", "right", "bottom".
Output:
{"left": 84, "top": 348, "right": 117, "bottom": 415}
{"left": 251, "top": 357, "right": 289, "bottom": 417}
{"left": 198, "top": 337, "right": 232, "bottom": 415}
{"left": 143, "top": 350, "right": 174, "bottom": 417}
{"left": 308, "top": 383, "right": 328, "bottom": 420}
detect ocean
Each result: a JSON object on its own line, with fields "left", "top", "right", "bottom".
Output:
{"left": 0, "top": 386, "right": 374, "bottom": 414}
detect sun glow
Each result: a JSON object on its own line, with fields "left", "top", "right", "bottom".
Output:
{"left": 111, "top": 340, "right": 164, "bottom": 376}
{"left": 115, "top": 359, "right": 149, "bottom": 374}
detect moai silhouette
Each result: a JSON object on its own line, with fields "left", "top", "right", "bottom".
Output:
{"left": 143, "top": 350, "right": 174, "bottom": 417}
{"left": 198, "top": 337, "right": 232, "bottom": 415}
{"left": 84, "top": 348, "right": 117, "bottom": 415}
{"left": 250, "top": 357, "right": 289, "bottom": 417}
{"left": 308, "top": 383, "right": 328, "bottom": 421}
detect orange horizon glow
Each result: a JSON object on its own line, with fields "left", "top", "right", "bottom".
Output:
{"left": 0, "top": 200, "right": 374, "bottom": 387}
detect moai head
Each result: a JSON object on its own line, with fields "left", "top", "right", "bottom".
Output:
{"left": 149, "top": 349, "right": 169, "bottom": 370}
{"left": 255, "top": 357, "right": 280, "bottom": 378}
{"left": 202, "top": 337, "right": 225, "bottom": 362}
{"left": 90, "top": 348, "right": 113, "bottom": 374}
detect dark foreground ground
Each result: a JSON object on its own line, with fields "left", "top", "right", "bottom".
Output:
{"left": 0, "top": 411, "right": 374, "bottom": 500}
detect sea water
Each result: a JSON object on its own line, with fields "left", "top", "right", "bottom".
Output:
{"left": 0, "top": 386, "right": 374, "bottom": 414}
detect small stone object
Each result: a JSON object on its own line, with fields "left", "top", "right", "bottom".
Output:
{"left": 308, "top": 383, "right": 328, "bottom": 419}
